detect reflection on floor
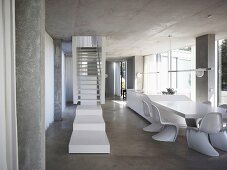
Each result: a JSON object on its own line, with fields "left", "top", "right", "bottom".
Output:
{"left": 46, "top": 99, "right": 227, "bottom": 170}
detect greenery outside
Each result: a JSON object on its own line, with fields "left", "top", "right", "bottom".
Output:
{"left": 221, "top": 39, "right": 227, "bottom": 91}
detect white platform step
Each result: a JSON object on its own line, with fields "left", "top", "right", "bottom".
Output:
{"left": 76, "top": 105, "right": 102, "bottom": 116}
{"left": 73, "top": 115, "right": 105, "bottom": 131}
{"left": 69, "top": 131, "right": 110, "bottom": 153}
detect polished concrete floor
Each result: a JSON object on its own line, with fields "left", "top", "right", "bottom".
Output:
{"left": 46, "top": 99, "right": 227, "bottom": 170}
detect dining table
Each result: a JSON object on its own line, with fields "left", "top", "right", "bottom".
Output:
{"left": 148, "top": 100, "right": 227, "bottom": 126}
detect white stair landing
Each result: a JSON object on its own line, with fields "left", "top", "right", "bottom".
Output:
{"left": 76, "top": 105, "right": 102, "bottom": 116}
{"left": 69, "top": 131, "right": 110, "bottom": 153}
{"left": 73, "top": 115, "right": 105, "bottom": 131}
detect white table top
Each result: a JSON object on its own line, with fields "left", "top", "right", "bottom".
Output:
{"left": 150, "top": 100, "right": 227, "bottom": 120}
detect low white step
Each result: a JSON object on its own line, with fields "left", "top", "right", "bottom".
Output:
{"left": 69, "top": 131, "right": 110, "bottom": 153}
{"left": 79, "top": 94, "right": 98, "bottom": 99}
{"left": 73, "top": 115, "right": 105, "bottom": 131}
{"left": 78, "top": 76, "right": 97, "bottom": 81}
{"left": 76, "top": 105, "right": 102, "bottom": 116}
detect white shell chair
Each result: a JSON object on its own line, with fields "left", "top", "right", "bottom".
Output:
{"left": 143, "top": 100, "right": 179, "bottom": 142}
{"left": 186, "top": 112, "right": 223, "bottom": 156}
{"left": 209, "top": 108, "right": 227, "bottom": 152}
{"left": 142, "top": 100, "right": 163, "bottom": 133}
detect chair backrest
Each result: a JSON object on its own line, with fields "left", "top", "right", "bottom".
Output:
{"left": 142, "top": 94, "right": 154, "bottom": 117}
{"left": 142, "top": 100, "right": 152, "bottom": 117}
{"left": 149, "top": 103, "right": 161, "bottom": 123}
{"left": 219, "top": 104, "right": 227, "bottom": 109}
{"left": 199, "top": 112, "right": 223, "bottom": 134}
{"left": 203, "top": 101, "right": 211, "bottom": 105}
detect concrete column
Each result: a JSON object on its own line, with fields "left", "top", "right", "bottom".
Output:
{"left": 127, "top": 56, "right": 135, "bottom": 89}
{"left": 15, "top": 0, "right": 45, "bottom": 169}
{"left": 196, "top": 34, "right": 215, "bottom": 103}
{"left": 54, "top": 39, "right": 63, "bottom": 121}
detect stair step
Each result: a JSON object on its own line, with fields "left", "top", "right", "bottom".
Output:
{"left": 77, "top": 48, "right": 99, "bottom": 52}
{"left": 78, "top": 83, "right": 101, "bottom": 85}
{"left": 78, "top": 99, "right": 100, "bottom": 101}
{"left": 77, "top": 54, "right": 98, "bottom": 56}
{"left": 77, "top": 89, "right": 101, "bottom": 90}
{"left": 78, "top": 94, "right": 100, "bottom": 96}
{"left": 73, "top": 115, "right": 104, "bottom": 131}
{"left": 69, "top": 131, "right": 110, "bottom": 153}
{"left": 76, "top": 105, "right": 102, "bottom": 116}
{"left": 77, "top": 70, "right": 100, "bottom": 73}
{"left": 77, "top": 62, "right": 102, "bottom": 64}
{"left": 78, "top": 68, "right": 101, "bottom": 71}
{"left": 78, "top": 80, "right": 101, "bottom": 82}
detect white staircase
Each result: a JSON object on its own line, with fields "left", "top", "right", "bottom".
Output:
{"left": 77, "top": 47, "right": 102, "bottom": 105}
{"left": 69, "top": 36, "right": 109, "bottom": 154}
{"left": 69, "top": 105, "right": 110, "bottom": 153}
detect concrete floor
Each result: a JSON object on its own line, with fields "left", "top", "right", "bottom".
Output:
{"left": 46, "top": 99, "right": 227, "bottom": 170}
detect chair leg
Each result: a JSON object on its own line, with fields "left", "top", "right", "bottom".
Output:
{"left": 152, "top": 125, "right": 178, "bottom": 142}
{"left": 186, "top": 129, "right": 219, "bottom": 156}
{"left": 210, "top": 131, "right": 227, "bottom": 152}
{"left": 143, "top": 122, "right": 163, "bottom": 132}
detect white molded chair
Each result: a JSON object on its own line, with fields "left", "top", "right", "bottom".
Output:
{"left": 143, "top": 100, "right": 179, "bottom": 142}
{"left": 209, "top": 110, "right": 227, "bottom": 152}
{"left": 186, "top": 112, "right": 223, "bottom": 156}
{"left": 203, "top": 101, "right": 212, "bottom": 105}
{"left": 142, "top": 100, "right": 163, "bottom": 132}
{"left": 219, "top": 104, "right": 227, "bottom": 109}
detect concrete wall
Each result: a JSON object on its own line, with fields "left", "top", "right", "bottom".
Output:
{"left": 106, "top": 61, "right": 115, "bottom": 97}
{"left": 16, "top": 0, "right": 45, "bottom": 169}
{"left": 65, "top": 56, "right": 73, "bottom": 102}
{"left": 54, "top": 39, "right": 63, "bottom": 120}
{"left": 127, "top": 57, "right": 135, "bottom": 89}
{"left": 62, "top": 51, "right": 66, "bottom": 111}
{"left": 196, "top": 34, "right": 216, "bottom": 104}
{"left": 45, "top": 32, "right": 54, "bottom": 129}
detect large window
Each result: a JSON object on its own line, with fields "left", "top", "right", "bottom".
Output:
{"left": 143, "top": 47, "right": 193, "bottom": 98}
{"left": 218, "top": 39, "right": 227, "bottom": 105}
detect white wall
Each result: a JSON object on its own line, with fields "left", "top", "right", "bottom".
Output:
{"left": 45, "top": 32, "right": 54, "bottom": 129}
{"left": 135, "top": 56, "right": 143, "bottom": 90}
{"left": 65, "top": 56, "right": 73, "bottom": 102}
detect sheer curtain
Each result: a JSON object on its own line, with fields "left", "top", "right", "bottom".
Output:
{"left": 143, "top": 55, "right": 158, "bottom": 94}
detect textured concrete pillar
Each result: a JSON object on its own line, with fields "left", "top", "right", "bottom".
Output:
{"left": 54, "top": 39, "right": 62, "bottom": 121}
{"left": 196, "top": 34, "right": 215, "bottom": 103}
{"left": 15, "top": 0, "right": 45, "bottom": 169}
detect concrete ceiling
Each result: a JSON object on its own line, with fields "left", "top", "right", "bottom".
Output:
{"left": 46, "top": 0, "right": 227, "bottom": 58}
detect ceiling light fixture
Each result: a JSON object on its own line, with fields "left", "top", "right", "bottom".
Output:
{"left": 168, "top": 68, "right": 213, "bottom": 77}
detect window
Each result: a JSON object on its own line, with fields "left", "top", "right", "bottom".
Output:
{"left": 143, "top": 46, "right": 193, "bottom": 98}
{"left": 218, "top": 39, "right": 227, "bottom": 105}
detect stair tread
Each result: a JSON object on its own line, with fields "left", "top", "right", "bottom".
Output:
{"left": 69, "top": 131, "right": 109, "bottom": 145}
{"left": 74, "top": 115, "right": 104, "bottom": 124}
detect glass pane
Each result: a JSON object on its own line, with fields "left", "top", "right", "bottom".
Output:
{"left": 172, "top": 48, "right": 192, "bottom": 98}
{"left": 219, "top": 39, "right": 227, "bottom": 105}
{"left": 157, "top": 53, "right": 169, "bottom": 92}
{"left": 143, "top": 55, "right": 157, "bottom": 94}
